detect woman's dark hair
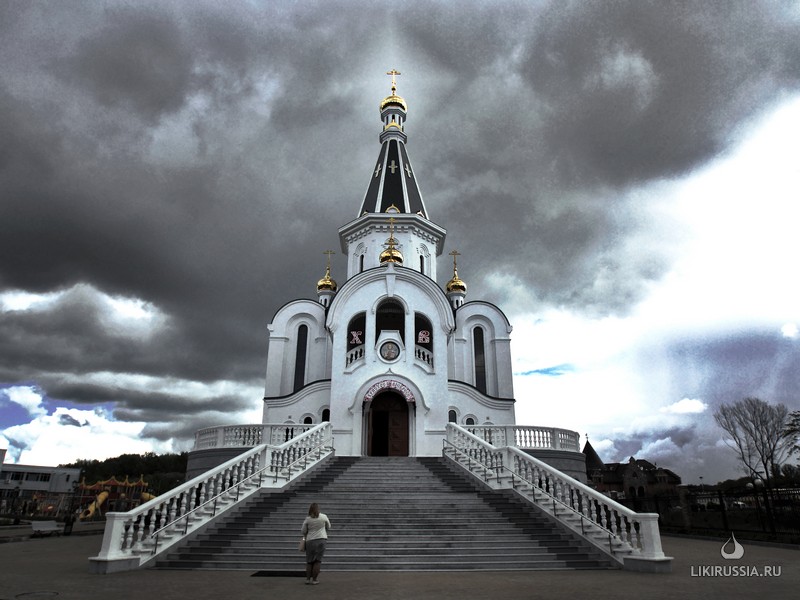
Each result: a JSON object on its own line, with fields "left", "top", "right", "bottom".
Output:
{"left": 308, "top": 502, "right": 320, "bottom": 518}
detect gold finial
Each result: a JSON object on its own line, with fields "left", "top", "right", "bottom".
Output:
{"left": 387, "top": 217, "right": 397, "bottom": 248}
{"left": 386, "top": 69, "right": 401, "bottom": 94}
{"left": 446, "top": 249, "right": 467, "bottom": 293}
{"left": 379, "top": 216, "right": 403, "bottom": 264}
{"left": 317, "top": 250, "right": 337, "bottom": 292}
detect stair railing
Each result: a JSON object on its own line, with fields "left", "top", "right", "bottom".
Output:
{"left": 89, "top": 422, "right": 333, "bottom": 573}
{"left": 444, "top": 423, "right": 669, "bottom": 569}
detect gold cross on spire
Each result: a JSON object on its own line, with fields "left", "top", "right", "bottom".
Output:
{"left": 449, "top": 249, "right": 461, "bottom": 269}
{"left": 386, "top": 69, "right": 401, "bottom": 94}
{"left": 323, "top": 250, "right": 335, "bottom": 268}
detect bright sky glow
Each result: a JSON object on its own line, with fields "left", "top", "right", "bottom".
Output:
{"left": 511, "top": 96, "right": 800, "bottom": 479}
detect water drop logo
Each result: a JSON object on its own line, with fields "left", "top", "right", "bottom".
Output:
{"left": 720, "top": 532, "right": 745, "bottom": 560}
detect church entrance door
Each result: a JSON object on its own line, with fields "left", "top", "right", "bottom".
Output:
{"left": 368, "top": 392, "right": 409, "bottom": 456}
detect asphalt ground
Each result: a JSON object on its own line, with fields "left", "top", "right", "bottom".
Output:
{"left": 0, "top": 525, "right": 797, "bottom": 600}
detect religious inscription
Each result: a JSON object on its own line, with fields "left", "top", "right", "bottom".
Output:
{"left": 350, "top": 331, "right": 363, "bottom": 345}
{"left": 417, "top": 330, "right": 430, "bottom": 344}
{"left": 388, "top": 160, "right": 398, "bottom": 174}
{"left": 374, "top": 163, "right": 382, "bottom": 178}
{"left": 364, "top": 379, "right": 415, "bottom": 402}
{"left": 405, "top": 163, "right": 412, "bottom": 178}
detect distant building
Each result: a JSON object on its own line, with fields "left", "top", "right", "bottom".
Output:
{"left": 583, "top": 440, "right": 681, "bottom": 499}
{"left": 0, "top": 450, "right": 81, "bottom": 517}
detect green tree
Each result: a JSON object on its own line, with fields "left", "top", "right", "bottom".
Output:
{"left": 713, "top": 397, "right": 791, "bottom": 485}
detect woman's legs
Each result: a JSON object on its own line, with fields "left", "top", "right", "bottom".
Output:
{"left": 311, "top": 560, "right": 321, "bottom": 580}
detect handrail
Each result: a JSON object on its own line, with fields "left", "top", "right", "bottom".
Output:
{"left": 443, "top": 423, "right": 668, "bottom": 565}
{"left": 443, "top": 437, "right": 605, "bottom": 542}
{"left": 90, "top": 422, "right": 333, "bottom": 572}
{"left": 150, "top": 459, "right": 271, "bottom": 552}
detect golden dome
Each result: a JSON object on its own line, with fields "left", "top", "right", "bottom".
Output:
{"left": 445, "top": 250, "right": 467, "bottom": 293}
{"left": 379, "top": 244, "right": 404, "bottom": 265}
{"left": 316, "top": 257, "right": 337, "bottom": 293}
{"left": 379, "top": 226, "right": 403, "bottom": 264}
{"left": 446, "top": 269, "right": 467, "bottom": 293}
{"left": 381, "top": 69, "right": 407, "bottom": 111}
{"left": 380, "top": 93, "right": 407, "bottom": 112}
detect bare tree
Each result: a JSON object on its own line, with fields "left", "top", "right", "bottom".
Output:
{"left": 784, "top": 410, "right": 800, "bottom": 457}
{"left": 713, "top": 397, "right": 791, "bottom": 484}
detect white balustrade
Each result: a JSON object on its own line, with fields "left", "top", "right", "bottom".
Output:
{"left": 443, "top": 423, "right": 669, "bottom": 569}
{"left": 466, "top": 425, "right": 581, "bottom": 452}
{"left": 414, "top": 345, "right": 434, "bottom": 367}
{"left": 192, "top": 423, "right": 315, "bottom": 450}
{"left": 346, "top": 344, "right": 365, "bottom": 366}
{"left": 91, "top": 422, "right": 333, "bottom": 573}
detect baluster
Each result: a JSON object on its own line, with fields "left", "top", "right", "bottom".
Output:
{"left": 130, "top": 515, "right": 142, "bottom": 550}
{"left": 592, "top": 500, "right": 601, "bottom": 526}
{"left": 608, "top": 507, "right": 619, "bottom": 538}
{"left": 631, "top": 518, "right": 642, "bottom": 549}
{"left": 165, "top": 497, "right": 176, "bottom": 527}
{"left": 121, "top": 518, "right": 133, "bottom": 551}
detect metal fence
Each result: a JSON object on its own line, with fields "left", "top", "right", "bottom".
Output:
{"left": 615, "top": 486, "right": 800, "bottom": 543}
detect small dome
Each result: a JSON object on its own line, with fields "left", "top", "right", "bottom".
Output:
{"left": 316, "top": 266, "right": 337, "bottom": 292}
{"left": 379, "top": 245, "right": 404, "bottom": 265}
{"left": 380, "top": 93, "right": 407, "bottom": 112}
{"left": 446, "top": 270, "right": 467, "bottom": 293}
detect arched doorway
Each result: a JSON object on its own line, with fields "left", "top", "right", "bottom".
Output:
{"left": 368, "top": 392, "right": 409, "bottom": 456}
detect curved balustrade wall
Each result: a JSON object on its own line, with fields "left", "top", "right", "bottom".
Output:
{"left": 466, "top": 425, "right": 580, "bottom": 452}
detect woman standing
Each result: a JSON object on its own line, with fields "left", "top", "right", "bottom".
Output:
{"left": 301, "top": 502, "right": 331, "bottom": 585}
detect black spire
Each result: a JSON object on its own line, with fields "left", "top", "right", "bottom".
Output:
{"left": 358, "top": 71, "right": 428, "bottom": 218}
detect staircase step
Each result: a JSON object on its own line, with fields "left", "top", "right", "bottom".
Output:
{"left": 153, "top": 456, "right": 616, "bottom": 572}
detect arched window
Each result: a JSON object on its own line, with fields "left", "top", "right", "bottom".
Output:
{"left": 414, "top": 313, "right": 432, "bottom": 351}
{"left": 322, "top": 408, "right": 330, "bottom": 422}
{"left": 303, "top": 416, "right": 313, "bottom": 425}
{"left": 419, "top": 255, "right": 425, "bottom": 274}
{"left": 293, "top": 324, "right": 308, "bottom": 392}
{"left": 359, "top": 254, "right": 365, "bottom": 273}
{"left": 448, "top": 410, "right": 457, "bottom": 423}
{"left": 347, "top": 313, "right": 366, "bottom": 350}
{"left": 473, "top": 326, "right": 487, "bottom": 394}
{"left": 465, "top": 416, "right": 476, "bottom": 426}
{"left": 376, "top": 299, "right": 404, "bottom": 344}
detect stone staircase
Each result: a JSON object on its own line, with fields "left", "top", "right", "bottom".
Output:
{"left": 154, "top": 456, "right": 615, "bottom": 571}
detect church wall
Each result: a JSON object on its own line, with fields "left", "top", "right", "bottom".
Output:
{"left": 262, "top": 380, "right": 331, "bottom": 425}
{"left": 453, "top": 303, "right": 514, "bottom": 399}
{"left": 325, "top": 266, "right": 454, "bottom": 456}
{"left": 339, "top": 214, "right": 445, "bottom": 280}
{"left": 263, "top": 300, "right": 327, "bottom": 399}
{"left": 447, "top": 381, "right": 516, "bottom": 426}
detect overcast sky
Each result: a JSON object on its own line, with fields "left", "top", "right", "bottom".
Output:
{"left": 1, "top": 1, "right": 799, "bottom": 485}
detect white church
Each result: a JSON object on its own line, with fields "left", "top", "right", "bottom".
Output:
{"left": 187, "top": 72, "right": 583, "bottom": 478}
{"left": 95, "top": 74, "right": 671, "bottom": 573}
{"left": 263, "top": 74, "right": 516, "bottom": 458}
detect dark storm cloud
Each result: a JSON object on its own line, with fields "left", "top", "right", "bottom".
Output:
{"left": 523, "top": 1, "right": 800, "bottom": 186}
{"left": 1, "top": 1, "right": 798, "bottom": 452}
{"left": 420, "top": 1, "right": 800, "bottom": 314}
{"left": 661, "top": 330, "right": 800, "bottom": 409}
{"left": 58, "top": 12, "right": 196, "bottom": 122}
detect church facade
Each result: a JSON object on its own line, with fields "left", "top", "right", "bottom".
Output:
{"left": 262, "top": 73, "right": 517, "bottom": 457}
